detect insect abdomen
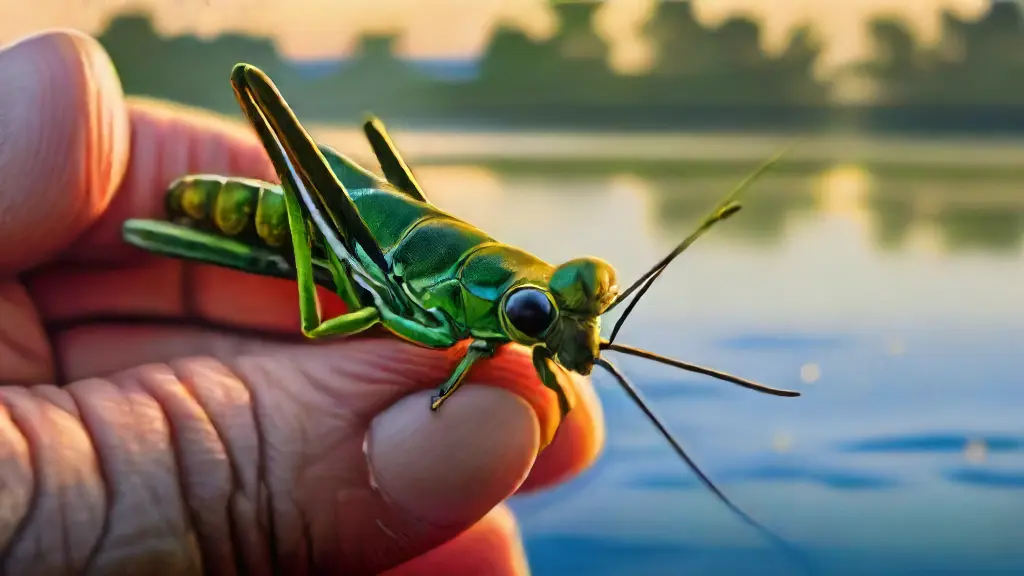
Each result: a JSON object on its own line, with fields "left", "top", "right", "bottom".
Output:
{"left": 166, "top": 175, "right": 289, "bottom": 247}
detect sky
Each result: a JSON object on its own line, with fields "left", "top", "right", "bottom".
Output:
{"left": 0, "top": 0, "right": 1000, "bottom": 76}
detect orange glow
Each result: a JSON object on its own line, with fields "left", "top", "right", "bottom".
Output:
{"left": 1, "top": 0, "right": 994, "bottom": 73}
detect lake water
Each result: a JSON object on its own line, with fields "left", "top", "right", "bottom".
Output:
{"left": 318, "top": 130, "right": 1024, "bottom": 575}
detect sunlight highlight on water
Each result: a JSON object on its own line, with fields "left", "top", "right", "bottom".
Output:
{"left": 390, "top": 148, "right": 1024, "bottom": 575}
{"left": 815, "top": 164, "right": 872, "bottom": 227}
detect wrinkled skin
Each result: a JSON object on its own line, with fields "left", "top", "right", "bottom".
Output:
{"left": 0, "top": 31, "right": 605, "bottom": 575}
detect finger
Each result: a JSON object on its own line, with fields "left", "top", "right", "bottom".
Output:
{"left": 66, "top": 98, "right": 276, "bottom": 263}
{"left": 382, "top": 505, "right": 529, "bottom": 576}
{"left": 55, "top": 322, "right": 599, "bottom": 454}
{"left": 0, "top": 281, "right": 53, "bottom": 384}
{"left": 29, "top": 258, "right": 349, "bottom": 336}
{"left": 0, "top": 335, "right": 576, "bottom": 574}
{"left": 28, "top": 260, "right": 606, "bottom": 491}
{"left": 518, "top": 371, "right": 604, "bottom": 493}
{"left": 51, "top": 319, "right": 604, "bottom": 499}
{"left": 30, "top": 250, "right": 604, "bottom": 493}
{"left": 0, "top": 30, "right": 130, "bottom": 274}
{"left": 0, "top": 29, "right": 276, "bottom": 275}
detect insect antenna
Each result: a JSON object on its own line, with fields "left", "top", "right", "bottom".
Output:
{"left": 595, "top": 358, "right": 813, "bottom": 574}
{"left": 600, "top": 340, "right": 800, "bottom": 397}
{"left": 603, "top": 142, "right": 800, "bottom": 345}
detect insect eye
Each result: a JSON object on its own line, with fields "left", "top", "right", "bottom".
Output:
{"left": 504, "top": 287, "right": 557, "bottom": 340}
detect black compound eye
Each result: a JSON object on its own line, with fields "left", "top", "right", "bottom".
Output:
{"left": 504, "top": 287, "right": 557, "bottom": 339}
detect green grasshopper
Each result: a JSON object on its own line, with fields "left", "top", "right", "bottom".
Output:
{"left": 122, "top": 64, "right": 806, "bottom": 564}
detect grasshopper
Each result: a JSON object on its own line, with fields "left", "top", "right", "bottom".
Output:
{"left": 122, "top": 64, "right": 806, "bottom": 564}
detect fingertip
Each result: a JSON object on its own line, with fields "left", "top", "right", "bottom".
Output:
{"left": 367, "top": 386, "right": 540, "bottom": 529}
{"left": 362, "top": 339, "right": 604, "bottom": 544}
{"left": 518, "top": 374, "right": 605, "bottom": 493}
{"left": 464, "top": 344, "right": 566, "bottom": 448}
{"left": 382, "top": 505, "right": 529, "bottom": 576}
{"left": 0, "top": 29, "right": 129, "bottom": 273}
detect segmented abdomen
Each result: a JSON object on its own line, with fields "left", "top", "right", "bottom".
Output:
{"left": 166, "top": 175, "right": 290, "bottom": 248}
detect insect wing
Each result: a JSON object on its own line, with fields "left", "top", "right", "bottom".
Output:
{"left": 230, "top": 64, "right": 390, "bottom": 278}
{"left": 317, "top": 143, "right": 388, "bottom": 191}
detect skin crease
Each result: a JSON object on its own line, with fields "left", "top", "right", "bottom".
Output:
{"left": 0, "top": 30, "right": 605, "bottom": 575}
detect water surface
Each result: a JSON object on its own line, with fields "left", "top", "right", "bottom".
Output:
{"left": 329, "top": 133, "right": 1024, "bottom": 575}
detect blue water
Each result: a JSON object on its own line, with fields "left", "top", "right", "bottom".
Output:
{"left": 513, "top": 325, "right": 1024, "bottom": 575}
{"left": 418, "top": 162, "right": 1024, "bottom": 575}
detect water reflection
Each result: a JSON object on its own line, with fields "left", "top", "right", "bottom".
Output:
{"left": 870, "top": 180, "right": 1024, "bottom": 254}
{"left": 312, "top": 126, "right": 1024, "bottom": 253}
{"left": 650, "top": 174, "right": 817, "bottom": 245}
{"left": 403, "top": 157, "right": 1023, "bottom": 575}
{"left": 413, "top": 160, "right": 1024, "bottom": 255}
{"left": 649, "top": 167, "right": 1023, "bottom": 255}
{"left": 327, "top": 140, "right": 1022, "bottom": 574}
{"left": 404, "top": 159, "right": 1023, "bottom": 332}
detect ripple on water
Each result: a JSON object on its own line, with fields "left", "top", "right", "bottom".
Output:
{"left": 836, "top": 432, "right": 1024, "bottom": 454}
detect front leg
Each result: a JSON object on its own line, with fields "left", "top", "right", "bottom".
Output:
{"left": 371, "top": 296, "right": 485, "bottom": 411}
{"left": 532, "top": 346, "right": 576, "bottom": 419}
{"left": 431, "top": 340, "right": 497, "bottom": 411}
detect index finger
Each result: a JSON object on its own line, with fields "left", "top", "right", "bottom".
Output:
{"left": 0, "top": 31, "right": 130, "bottom": 274}
{"left": 69, "top": 97, "right": 277, "bottom": 263}
{"left": 0, "top": 30, "right": 277, "bottom": 273}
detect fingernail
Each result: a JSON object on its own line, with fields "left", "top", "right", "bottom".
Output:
{"left": 366, "top": 386, "right": 540, "bottom": 527}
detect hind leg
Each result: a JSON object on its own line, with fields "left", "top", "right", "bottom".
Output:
{"left": 283, "top": 181, "right": 380, "bottom": 338}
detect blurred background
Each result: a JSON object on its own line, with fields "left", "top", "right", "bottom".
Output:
{"left": 5, "top": 1, "right": 1022, "bottom": 574}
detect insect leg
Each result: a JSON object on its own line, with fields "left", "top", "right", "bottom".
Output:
{"left": 430, "top": 340, "right": 496, "bottom": 411}
{"left": 318, "top": 230, "right": 362, "bottom": 310}
{"left": 123, "top": 219, "right": 339, "bottom": 291}
{"left": 374, "top": 305, "right": 460, "bottom": 349}
{"left": 532, "top": 346, "right": 577, "bottom": 418}
{"left": 282, "top": 178, "right": 381, "bottom": 338}
{"left": 362, "top": 116, "right": 430, "bottom": 204}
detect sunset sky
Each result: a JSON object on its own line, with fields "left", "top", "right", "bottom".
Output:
{"left": 0, "top": 0, "right": 1000, "bottom": 75}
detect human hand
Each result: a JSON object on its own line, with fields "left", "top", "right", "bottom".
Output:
{"left": 0, "top": 30, "right": 604, "bottom": 575}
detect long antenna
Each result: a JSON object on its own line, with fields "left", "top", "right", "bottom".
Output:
{"left": 595, "top": 358, "right": 812, "bottom": 574}
{"left": 600, "top": 341, "right": 800, "bottom": 397}
{"left": 604, "top": 142, "right": 800, "bottom": 344}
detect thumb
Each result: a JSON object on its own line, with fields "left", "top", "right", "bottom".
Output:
{"left": 0, "top": 29, "right": 130, "bottom": 274}
{"left": 181, "top": 337, "right": 562, "bottom": 574}
{"left": 0, "top": 333, "right": 574, "bottom": 575}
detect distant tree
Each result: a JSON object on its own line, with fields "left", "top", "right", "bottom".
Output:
{"left": 99, "top": 13, "right": 300, "bottom": 112}
{"left": 638, "top": 1, "right": 828, "bottom": 106}
{"left": 863, "top": 2, "right": 1024, "bottom": 106}
{"left": 95, "top": 4, "right": 1021, "bottom": 132}
{"left": 303, "top": 34, "right": 444, "bottom": 119}
{"left": 467, "top": 1, "right": 622, "bottom": 111}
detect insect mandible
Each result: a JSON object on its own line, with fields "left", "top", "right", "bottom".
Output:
{"left": 122, "top": 63, "right": 807, "bottom": 566}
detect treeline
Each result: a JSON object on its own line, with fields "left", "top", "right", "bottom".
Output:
{"left": 98, "top": 1, "right": 1024, "bottom": 133}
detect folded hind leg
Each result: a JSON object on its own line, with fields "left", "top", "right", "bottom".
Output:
{"left": 283, "top": 181, "right": 380, "bottom": 338}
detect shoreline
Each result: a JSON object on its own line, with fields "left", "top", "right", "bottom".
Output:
{"left": 308, "top": 126, "right": 1024, "bottom": 169}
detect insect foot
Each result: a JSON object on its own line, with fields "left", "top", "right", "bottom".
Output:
{"left": 430, "top": 340, "right": 498, "bottom": 412}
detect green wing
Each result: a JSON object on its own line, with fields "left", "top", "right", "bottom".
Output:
{"left": 317, "top": 143, "right": 388, "bottom": 191}
{"left": 231, "top": 64, "right": 391, "bottom": 278}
